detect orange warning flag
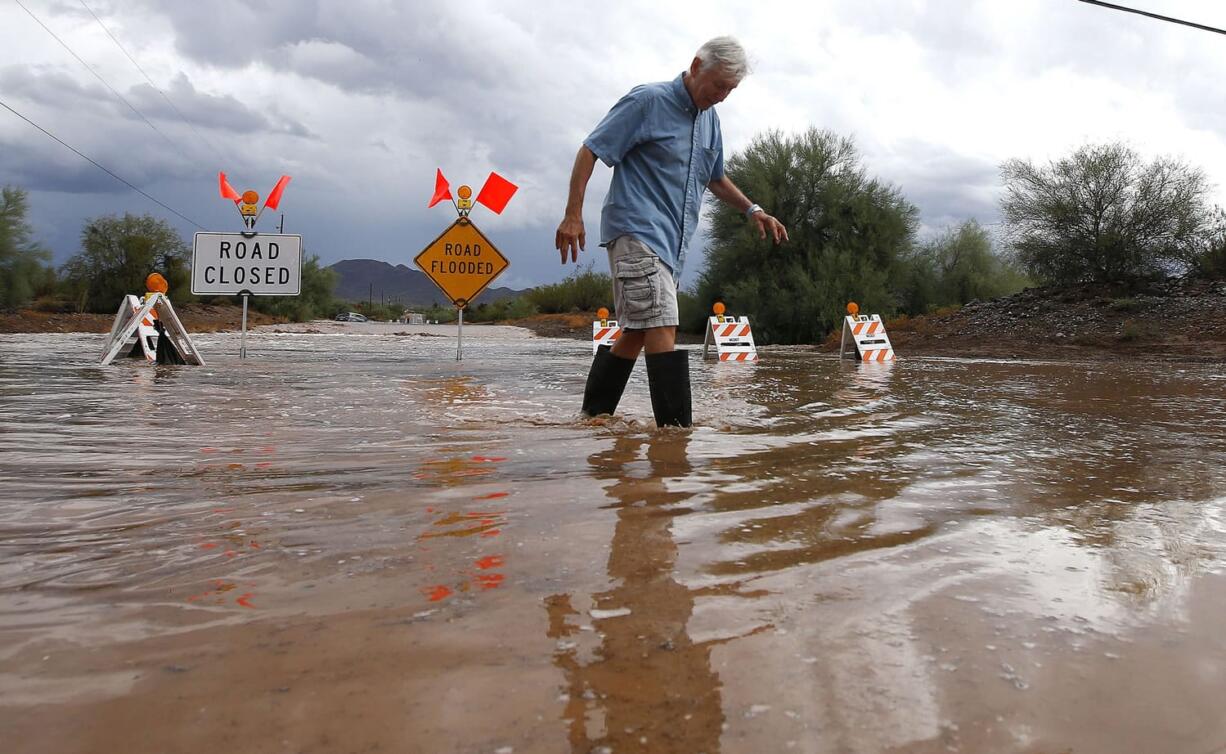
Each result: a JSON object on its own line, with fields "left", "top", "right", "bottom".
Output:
{"left": 475, "top": 171, "right": 517, "bottom": 214}
{"left": 263, "top": 175, "right": 291, "bottom": 210}
{"left": 219, "top": 172, "right": 241, "bottom": 203}
{"left": 428, "top": 168, "right": 452, "bottom": 208}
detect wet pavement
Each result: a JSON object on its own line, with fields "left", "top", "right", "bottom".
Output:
{"left": 2, "top": 324, "right": 1225, "bottom": 753}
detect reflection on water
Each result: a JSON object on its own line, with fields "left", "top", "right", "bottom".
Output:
{"left": 2, "top": 329, "right": 1226, "bottom": 753}
{"left": 548, "top": 435, "right": 745, "bottom": 752}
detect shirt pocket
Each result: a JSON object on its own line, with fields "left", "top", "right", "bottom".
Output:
{"left": 697, "top": 146, "right": 720, "bottom": 185}
{"left": 615, "top": 256, "right": 660, "bottom": 321}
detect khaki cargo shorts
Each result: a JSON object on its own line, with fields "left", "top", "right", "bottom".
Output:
{"left": 606, "top": 235, "right": 679, "bottom": 329}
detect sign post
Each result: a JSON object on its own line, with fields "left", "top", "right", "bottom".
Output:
{"left": 240, "top": 291, "right": 249, "bottom": 359}
{"left": 192, "top": 231, "right": 302, "bottom": 359}
{"left": 207, "top": 172, "right": 297, "bottom": 359}
{"left": 417, "top": 170, "right": 518, "bottom": 361}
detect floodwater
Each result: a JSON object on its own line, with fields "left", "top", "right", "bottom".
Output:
{"left": 2, "top": 323, "right": 1226, "bottom": 754}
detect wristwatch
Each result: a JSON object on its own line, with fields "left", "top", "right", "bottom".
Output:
{"left": 745, "top": 203, "right": 763, "bottom": 217}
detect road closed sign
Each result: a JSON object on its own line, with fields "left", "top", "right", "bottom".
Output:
{"left": 192, "top": 232, "right": 302, "bottom": 296}
{"left": 414, "top": 218, "right": 509, "bottom": 308}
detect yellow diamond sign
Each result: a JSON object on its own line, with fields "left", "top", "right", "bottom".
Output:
{"left": 414, "top": 218, "right": 509, "bottom": 308}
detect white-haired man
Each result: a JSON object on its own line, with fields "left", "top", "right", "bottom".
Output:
{"left": 556, "top": 36, "right": 788, "bottom": 427}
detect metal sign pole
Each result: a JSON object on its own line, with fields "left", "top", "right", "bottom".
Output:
{"left": 240, "top": 293, "right": 249, "bottom": 359}
{"left": 456, "top": 306, "right": 464, "bottom": 361}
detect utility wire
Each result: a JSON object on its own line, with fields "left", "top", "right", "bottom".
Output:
{"left": 76, "top": 0, "right": 233, "bottom": 165}
{"left": 1077, "top": 0, "right": 1226, "bottom": 36}
{"left": 13, "top": 0, "right": 186, "bottom": 155}
{"left": 0, "top": 97, "right": 205, "bottom": 229}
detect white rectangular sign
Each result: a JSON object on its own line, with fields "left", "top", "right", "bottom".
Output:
{"left": 191, "top": 232, "right": 302, "bottom": 296}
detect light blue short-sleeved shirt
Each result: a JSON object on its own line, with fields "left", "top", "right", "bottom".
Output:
{"left": 583, "top": 73, "right": 724, "bottom": 277}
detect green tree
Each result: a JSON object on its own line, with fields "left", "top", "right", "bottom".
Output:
{"left": 0, "top": 187, "right": 55, "bottom": 309}
{"left": 694, "top": 128, "right": 918, "bottom": 343}
{"left": 1191, "top": 208, "right": 1226, "bottom": 279}
{"left": 250, "top": 255, "right": 338, "bottom": 321}
{"left": 61, "top": 213, "right": 191, "bottom": 312}
{"left": 1001, "top": 143, "right": 1214, "bottom": 284}
{"left": 901, "top": 221, "right": 1029, "bottom": 311}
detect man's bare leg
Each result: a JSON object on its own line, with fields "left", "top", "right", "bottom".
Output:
{"left": 611, "top": 326, "right": 676, "bottom": 360}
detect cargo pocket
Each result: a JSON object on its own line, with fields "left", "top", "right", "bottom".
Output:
{"left": 616, "top": 256, "right": 660, "bottom": 322}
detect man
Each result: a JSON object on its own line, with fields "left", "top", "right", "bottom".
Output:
{"left": 556, "top": 36, "right": 788, "bottom": 428}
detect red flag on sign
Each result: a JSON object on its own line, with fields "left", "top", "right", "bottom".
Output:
{"left": 219, "top": 171, "right": 241, "bottom": 203}
{"left": 475, "top": 171, "right": 517, "bottom": 214}
{"left": 263, "top": 175, "right": 292, "bottom": 210}
{"left": 428, "top": 168, "right": 452, "bottom": 208}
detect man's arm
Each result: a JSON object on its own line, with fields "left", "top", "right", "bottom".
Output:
{"left": 556, "top": 146, "right": 598, "bottom": 264}
{"left": 707, "top": 175, "right": 789, "bottom": 244}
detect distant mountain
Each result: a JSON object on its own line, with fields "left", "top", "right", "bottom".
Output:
{"left": 328, "top": 259, "right": 524, "bottom": 308}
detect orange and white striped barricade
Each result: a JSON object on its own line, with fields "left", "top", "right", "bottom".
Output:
{"left": 703, "top": 315, "right": 758, "bottom": 362}
{"left": 100, "top": 292, "right": 205, "bottom": 366}
{"left": 840, "top": 314, "right": 895, "bottom": 362}
{"left": 102, "top": 294, "right": 158, "bottom": 363}
{"left": 592, "top": 319, "right": 622, "bottom": 353}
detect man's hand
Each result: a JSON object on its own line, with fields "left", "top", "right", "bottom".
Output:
{"left": 555, "top": 215, "right": 585, "bottom": 264}
{"left": 752, "top": 211, "right": 789, "bottom": 244}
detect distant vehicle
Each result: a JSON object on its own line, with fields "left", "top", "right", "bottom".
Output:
{"left": 335, "top": 312, "right": 368, "bottom": 322}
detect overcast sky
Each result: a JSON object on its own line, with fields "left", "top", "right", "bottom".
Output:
{"left": 3, "top": 0, "right": 1226, "bottom": 290}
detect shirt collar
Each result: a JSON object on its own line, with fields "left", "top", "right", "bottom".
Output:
{"left": 671, "top": 72, "right": 699, "bottom": 115}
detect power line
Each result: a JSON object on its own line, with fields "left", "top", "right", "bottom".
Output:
{"left": 13, "top": 0, "right": 187, "bottom": 155}
{"left": 0, "top": 96, "right": 204, "bottom": 229}
{"left": 1077, "top": 0, "right": 1226, "bottom": 36}
{"left": 76, "top": 0, "right": 233, "bottom": 165}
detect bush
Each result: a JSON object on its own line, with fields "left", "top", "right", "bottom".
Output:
{"left": 898, "top": 222, "right": 1029, "bottom": 312}
{"left": 421, "top": 304, "right": 458, "bottom": 323}
{"left": 695, "top": 128, "right": 918, "bottom": 344}
{"left": 249, "top": 255, "right": 338, "bottom": 321}
{"left": 1001, "top": 143, "right": 1216, "bottom": 284}
{"left": 463, "top": 296, "right": 539, "bottom": 322}
{"left": 677, "top": 289, "right": 706, "bottom": 334}
{"left": 526, "top": 263, "right": 612, "bottom": 313}
{"left": 0, "top": 187, "right": 56, "bottom": 309}
{"left": 60, "top": 213, "right": 191, "bottom": 312}
{"left": 1108, "top": 297, "right": 1143, "bottom": 313}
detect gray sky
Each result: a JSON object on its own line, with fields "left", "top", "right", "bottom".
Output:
{"left": 3, "top": 0, "right": 1225, "bottom": 291}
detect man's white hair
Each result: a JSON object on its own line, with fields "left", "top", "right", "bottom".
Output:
{"left": 695, "top": 36, "right": 751, "bottom": 80}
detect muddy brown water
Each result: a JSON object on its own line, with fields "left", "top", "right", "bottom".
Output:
{"left": 2, "top": 324, "right": 1225, "bottom": 754}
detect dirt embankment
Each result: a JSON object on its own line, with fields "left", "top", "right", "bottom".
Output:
{"left": 825, "top": 277, "right": 1226, "bottom": 361}
{"left": 0, "top": 303, "right": 285, "bottom": 335}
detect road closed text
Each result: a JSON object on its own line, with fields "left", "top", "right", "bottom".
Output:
{"left": 201, "top": 265, "right": 293, "bottom": 285}
{"left": 192, "top": 233, "right": 302, "bottom": 296}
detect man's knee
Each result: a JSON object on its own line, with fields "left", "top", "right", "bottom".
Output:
{"left": 643, "top": 326, "right": 677, "bottom": 354}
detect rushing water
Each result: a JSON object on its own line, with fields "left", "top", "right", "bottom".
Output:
{"left": 2, "top": 324, "right": 1226, "bottom": 753}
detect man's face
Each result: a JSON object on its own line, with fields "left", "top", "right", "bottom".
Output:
{"left": 687, "top": 57, "right": 740, "bottom": 110}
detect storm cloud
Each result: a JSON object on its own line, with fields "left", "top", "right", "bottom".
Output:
{"left": 3, "top": 0, "right": 1225, "bottom": 289}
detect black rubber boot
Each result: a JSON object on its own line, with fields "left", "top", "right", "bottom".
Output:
{"left": 581, "top": 345, "right": 636, "bottom": 417}
{"left": 645, "top": 350, "right": 692, "bottom": 428}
